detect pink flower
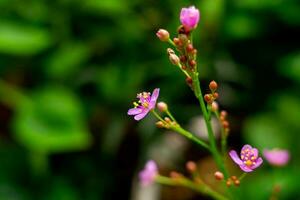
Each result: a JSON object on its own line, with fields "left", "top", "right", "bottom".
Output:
{"left": 229, "top": 144, "right": 263, "bottom": 172}
{"left": 180, "top": 6, "right": 200, "bottom": 31}
{"left": 139, "top": 160, "right": 158, "bottom": 186}
{"left": 263, "top": 149, "right": 290, "bottom": 166}
{"left": 128, "top": 88, "right": 160, "bottom": 121}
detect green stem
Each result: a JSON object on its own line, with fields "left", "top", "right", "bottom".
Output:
{"left": 151, "top": 110, "right": 165, "bottom": 122}
{"left": 166, "top": 110, "right": 177, "bottom": 123}
{"left": 168, "top": 38, "right": 175, "bottom": 46}
{"left": 214, "top": 111, "right": 228, "bottom": 158}
{"left": 156, "top": 175, "right": 229, "bottom": 200}
{"left": 171, "top": 125, "right": 210, "bottom": 151}
{"left": 191, "top": 73, "right": 228, "bottom": 178}
{"left": 239, "top": 173, "right": 247, "bottom": 181}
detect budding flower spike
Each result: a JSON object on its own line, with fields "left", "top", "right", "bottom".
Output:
{"left": 128, "top": 88, "right": 160, "bottom": 121}
{"left": 263, "top": 148, "right": 290, "bottom": 167}
{"left": 180, "top": 6, "right": 200, "bottom": 31}
{"left": 139, "top": 160, "right": 158, "bottom": 186}
{"left": 229, "top": 144, "right": 263, "bottom": 172}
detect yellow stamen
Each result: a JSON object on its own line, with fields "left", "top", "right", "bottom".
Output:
{"left": 245, "top": 160, "right": 252, "bottom": 166}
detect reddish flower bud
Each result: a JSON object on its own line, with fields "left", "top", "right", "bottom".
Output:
{"left": 186, "top": 161, "right": 197, "bottom": 173}
{"left": 173, "top": 38, "right": 180, "bottom": 45}
{"left": 222, "top": 121, "right": 229, "bottom": 128}
{"left": 181, "top": 65, "right": 187, "bottom": 70}
{"left": 213, "top": 92, "right": 219, "bottom": 99}
{"left": 209, "top": 80, "right": 218, "bottom": 91}
{"left": 178, "top": 34, "right": 188, "bottom": 44}
{"left": 157, "top": 102, "right": 168, "bottom": 112}
{"left": 156, "top": 29, "right": 170, "bottom": 42}
{"left": 204, "top": 94, "right": 212, "bottom": 103}
{"left": 164, "top": 117, "right": 171, "bottom": 123}
{"left": 170, "top": 171, "right": 182, "bottom": 179}
{"left": 220, "top": 110, "right": 227, "bottom": 117}
{"left": 226, "top": 180, "right": 232, "bottom": 187}
{"left": 214, "top": 171, "right": 224, "bottom": 180}
{"left": 231, "top": 176, "right": 237, "bottom": 181}
{"left": 180, "top": 55, "right": 187, "bottom": 62}
{"left": 189, "top": 60, "right": 196, "bottom": 67}
{"left": 186, "top": 44, "right": 194, "bottom": 52}
{"left": 192, "top": 49, "right": 197, "bottom": 55}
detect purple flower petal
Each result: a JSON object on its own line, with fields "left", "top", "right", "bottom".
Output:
{"left": 127, "top": 108, "right": 142, "bottom": 115}
{"left": 239, "top": 164, "right": 253, "bottom": 172}
{"left": 252, "top": 148, "right": 259, "bottom": 158}
{"left": 229, "top": 150, "right": 243, "bottom": 165}
{"left": 241, "top": 144, "right": 252, "bottom": 154}
{"left": 134, "top": 110, "right": 149, "bottom": 121}
{"left": 263, "top": 149, "right": 289, "bottom": 166}
{"left": 252, "top": 157, "right": 263, "bottom": 169}
{"left": 150, "top": 88, "right": 160, "bottom": 103}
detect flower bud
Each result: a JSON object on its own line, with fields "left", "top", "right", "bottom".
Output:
{"left": 212, "top": 92, "right": 219, "bottom": 99}
{"left": 222, "top": 121, "right": 229, "bottom": 128}
{"left": 167, "top": 48, "right": 175, "bottom": 55}
{"left": 157, "top": 102, "right": 168, "bottom": 112}
{"left": 204, "top": 94, "right": 212, "bottom": 103}
{"left": 214, "top": 171, "right": 224, "bottom": 180}
{"left": 169, "top": 54, "right": 180, "bottom": 65}
{"left": 234, "top": 180, "right": 240, "bottom": 186}
{"left": 156, "top": 29, "right": 170, "bottom": 42}
{"left": 178, "top": 34, "right": 188, "bottom": 44}
{"left": 186, "top": 44, "right": 194, "bottom": 52}
{"left": 186, "top": 161, "right": 197, "bottom": 173}
{"left": 164, "top": 117, "right": 171, "bottom": 123}
{"left": 220, "top": 110, "right": 227, "bottom": 117}
{"left": 156, "top": 121, "right": 165, "bottom": 128}
{"left": 209, "top": 80, "right": 218, "bottom": 91}
{"left": 180, "top": 6, "right": 200, "bottom": 31}
{"left": 211, "top": 101, "right": 219, "bottom": 112}
{"left": 189, "top": 60, "right": 196, "bottom": 67}
{"left": 226, "top": 180, "right": 232, "bottom": 187}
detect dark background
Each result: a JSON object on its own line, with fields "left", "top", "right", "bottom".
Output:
{"left": 0, "top": 0, "right": 299, "bottom": 199}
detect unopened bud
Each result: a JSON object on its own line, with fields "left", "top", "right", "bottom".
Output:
{"left": 220, "top": 110, "right": 227, "bottom": 117}
{"left": 189, "top": 60, "right": 196, "bottom": 67}
{"left": 204, "top": 94, "right": 212, "bottom": 103}
{"left": 222, "top": 121, "right": 229, "bottom": 128}
{"left": 156, "top": 29, "right": 170, "bottom": 42}
{"left": 186, "top": 44, "right": 194, "bottom": 52}
{"left": 178, "top": 34, "right": 188, "bottom": 44}
{"left": 164, "top": 117, "right": 171, "bottom": 123}
{"left": 214, "top": 171, "right": 224, "bottom": 180}
{"left": 226, "top": 180, "right": 232, "bottom": 187}
{"left": 209, "top": 80, "right": 218, "bottom": 91}
{"left": 156, "top": 121, "right": 165, "bottom": 128}
{"left": 186, "top": 161, "right": 197, "bottom": 173}
{"left": 181, "top": 65, "right": 187, "bottom": 70}
{"left": 213, "top": 92, "right": 219, "bottom": 99}
{"left": 180, "top": 55, "right": 187, "bottom": 62}
{"left": 167, "top": 48, "right": 175, "bottom": 55}
{"left": 157, "top": 102, "right": 168, "bottom": 112}
{"left": 169, "top": 54, "right": 180, "bottom": 65}
{"left": 170, "top": 171, "right": 182, "bottom": 179}
{"left": 231, "top": 176, "right": 237, "bottom": 181}
{"left": 192, "top": 49, "right": 197, "bottom": 55}
{"left": 234, "top": 180, "right": 240, "bottom": 186}
{"left": 211, "top": 101, "right": 219, "bottom": 112}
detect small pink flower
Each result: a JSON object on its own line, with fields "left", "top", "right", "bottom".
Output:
{"left": 180, "top": 6, "right": 200, "bottom": 31}
{"left": 229, "top": 144, "right": 263, "bottom": 172}
{"left": 128, "top": 88, "right": 160, "bottom": 121}
{"left": 263, "top": 149, "right": 290, "bottom": 166}
{"left": 139, "top": 160, "right": 158, "bottom": 186}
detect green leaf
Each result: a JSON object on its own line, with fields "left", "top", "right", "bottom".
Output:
{"left": 0, "top": 20, "right": 52, "bottom": 55}
{"left": 45, "top": 42, "right": 90, "bottom": 78}
{"left": 13, "top": 86, "right": 91, "bottom": 154}
{"left": 278, "top": 52, "right": 300, "bottom": 84}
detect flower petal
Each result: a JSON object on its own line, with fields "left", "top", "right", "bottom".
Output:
{"left": 252, "top": 148, "right": 258, "bottom": 158}
{"left": 229, "top": 150, "right": 243, "bottom": 165}
{"left": 127, "top": 108, "right": 142, "bottom": 115}
{"left": 239, "top": 164, "right": 253, "bottom": 172}
{"left": 134, "top": 110, "right": 149, "bottom": 121}
{"left": 241, "top": 144, "right": 252, "bottom": 154}
{"left": 252, "top": 157, "right": 263, "bottom": 169}
{"left": 150, "top": 88, "right": 160, "bottom": 103}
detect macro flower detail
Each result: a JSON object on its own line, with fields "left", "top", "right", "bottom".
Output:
{"left": 229, "top": 144, "right": 263, "bottom": 172}
{"left": 180, "top": 6, "right": 200, "bottom": 31}
{"left": 139, "top": 160, "right": 158, "bottom": 186}
{"left": 128, "top": 88, "right": 160, "bottom": 121}
{"left": 263, "top": 148, "right": 290, "bottom": 166}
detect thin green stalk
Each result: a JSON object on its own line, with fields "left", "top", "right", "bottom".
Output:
{"left": 171, "top": 125, "right": 210, "bottom": 150}
{"left": 239, "top": 173, "right": 247, "bottom": 181}
{"left": 156, "top": 175, "right": 229, "bottom": 200}
{"left": 166, "top": 110, "right": 177, "bottom": 123}
{"left": 151, "top": 110, "right": 165, "bottom": 122}
{"left": 191, "top": 73, "right": 228, "bottom": 178}
{"left": 214, "top": 111, "right": 228, "bottom": 158}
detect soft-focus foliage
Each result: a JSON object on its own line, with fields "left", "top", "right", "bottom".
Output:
{"left": 0, "top": 0, "right": 299, "bottom": 199}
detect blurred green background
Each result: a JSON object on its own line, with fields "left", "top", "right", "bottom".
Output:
{"left": 0, "top": 0, "right": 299, "bottom": 199}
